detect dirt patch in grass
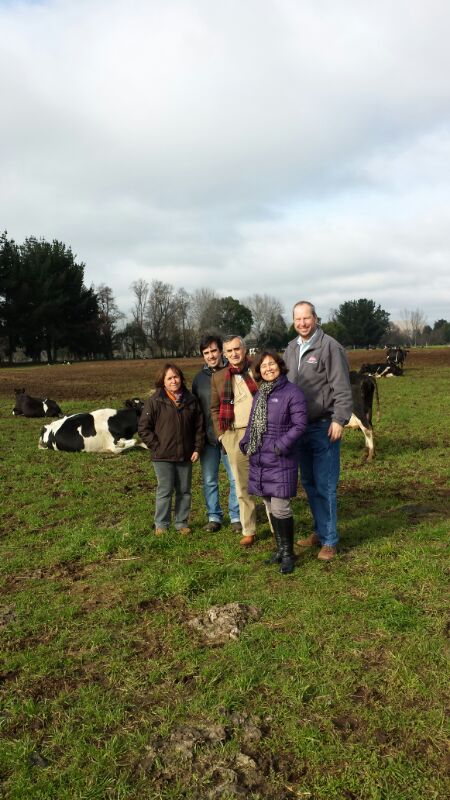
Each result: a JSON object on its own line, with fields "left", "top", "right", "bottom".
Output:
{"left": 187, "top": 603, "right": 263, "bottom": 646}
{"left": 1, "top": 560, "right": 100, "bottom": 596}
{"left": 136, "top": 711, "right": 307, "bottom": 799}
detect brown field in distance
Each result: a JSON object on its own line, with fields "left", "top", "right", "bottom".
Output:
{"left": 0, "top": 347, "right": 449, "bottom": 404}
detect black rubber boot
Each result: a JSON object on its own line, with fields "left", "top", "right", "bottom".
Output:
{"left": 278, "top": 516, "right": 295, "bottom": 574}
{"left": 264, "top": 513, "right": 282, "bottom": 564}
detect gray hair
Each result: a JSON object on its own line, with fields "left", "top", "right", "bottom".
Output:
{"left": 292, "top": 300, "right": 317, "bottom": 317}
{"left": 223, "top": 334, "right": 247, "bottom": 348}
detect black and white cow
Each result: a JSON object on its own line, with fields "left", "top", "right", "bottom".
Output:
{"left": 13, "top": 388, "right": 63, "bottom": 418}
{"left": 359, "top": 362, "right": 402, "bottom": 378}
{"left": 346, "top": 372, "right": 380, "bottom": 461}
{"left": 38, "top": 398, "right": 146, "bottom": 453}
{"left": 385, "top": 346, "right": 408, "bottom": 369}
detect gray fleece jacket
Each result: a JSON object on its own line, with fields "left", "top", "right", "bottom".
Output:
{"left": 283, "top": 327, "right": 353, "bottom": 426}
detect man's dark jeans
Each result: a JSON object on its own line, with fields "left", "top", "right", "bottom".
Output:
{"left": 297, "top": 420, "right": 340, "bottom": 547}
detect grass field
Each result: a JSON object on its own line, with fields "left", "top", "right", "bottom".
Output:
{"left": 1, "top": 349, "right": 449, "bottom": 799}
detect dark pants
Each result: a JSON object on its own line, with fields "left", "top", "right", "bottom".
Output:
{"left": 297, "top": 421, "right": 340, "bottom": 547}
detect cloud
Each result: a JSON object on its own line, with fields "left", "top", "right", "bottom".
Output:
{"left": 1, "top": 0, "right": 450, "bottom": 323}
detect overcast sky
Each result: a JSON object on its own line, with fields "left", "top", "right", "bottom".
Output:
{"left": 1, "top": 0, "right": 450, "bottom": 325}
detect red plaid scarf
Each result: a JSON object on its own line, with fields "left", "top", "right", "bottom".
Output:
{"left": 218, "top": 360, "right": 258, "bottom": 433}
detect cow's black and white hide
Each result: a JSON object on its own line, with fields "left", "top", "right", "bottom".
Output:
{"left": 385, "top": 346, "right": 408, "bottom": 369}
{"left": 38, "top": 399, "right": 146, "bottom": 453}
{"left": 13, "top": 388, "right": 63, "bottom": 418}
{"left": 359, "top": 362, "right": 402, "bottom": 378}
{"left": 346, "top": 372, "right": 380, "bottom": 461}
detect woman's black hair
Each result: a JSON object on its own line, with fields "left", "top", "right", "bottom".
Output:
{"left": 253, "top": 350, "right": 288, "bottom": 381}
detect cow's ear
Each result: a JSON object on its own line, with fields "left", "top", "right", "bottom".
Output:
{"left": 124, "top": 400, "right": 132, "bottom": 408}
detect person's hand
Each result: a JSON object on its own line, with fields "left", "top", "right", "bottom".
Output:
{"left": 328, "top": 421, "right": 344, "bottom": 442}
{"left": 191, "top": 451, "right": 200, "bottom": 463}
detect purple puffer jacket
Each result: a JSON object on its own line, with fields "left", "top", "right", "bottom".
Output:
{"left": 240, "top": 375, "right": 308, "bottom": 498}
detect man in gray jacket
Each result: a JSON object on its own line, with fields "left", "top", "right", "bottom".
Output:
{"left": 284, "top": 301, "right": 353, "bottom": 560}
{"left": 192, "top": 335, "right": 241, "bottom": 533}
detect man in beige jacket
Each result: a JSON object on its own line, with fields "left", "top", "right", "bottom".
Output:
{"left": 210, "top": 335, "right": 258, "bottom": 546}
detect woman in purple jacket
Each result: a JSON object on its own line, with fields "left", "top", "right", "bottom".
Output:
{"left": 240, "top": 351, "right": 308, "bottom": 574}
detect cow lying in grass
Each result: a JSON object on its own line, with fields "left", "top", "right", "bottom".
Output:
{"left": 346, "top": 372, "right": 380, "bottom": 461}
{"left": 359, "top": 362, "right": 403, "bottom": 377}
{"left": 13, "top": 388, "right": 63, "bottom": 418}
{"left": 38, "top": 399, "right": 146, "bottom": 454}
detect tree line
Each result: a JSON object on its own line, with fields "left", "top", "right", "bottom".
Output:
{"left": 1, "top": 233, "right": 448, "bottom": 363}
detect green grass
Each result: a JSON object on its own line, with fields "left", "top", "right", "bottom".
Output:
{"left": 0, "top": 356, "right": 449, "bottom": 799}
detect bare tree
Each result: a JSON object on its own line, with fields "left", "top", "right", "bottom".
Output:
{"left": 401, "top": 308, "right": 427, "bottom": 346}
{"left": 130, "top": 278, "right": 149, "bottom": 329}
{"left": 173, "top": 287, "right": 196, "bottom": 356}
{"left": 145, "top": 280, "right": 177, "bottom": 356}
{"left": 245, "top": 293, "right": 286, "bottom": 346}
{"left": 190, "top": 288, "right": 219, "bottom": 336}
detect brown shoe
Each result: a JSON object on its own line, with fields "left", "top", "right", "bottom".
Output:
{"left": 318, "top": 545, "right": 337, "bottom": 561}
{"left": 178, "top": 527, "right": 191, "bottom": 535}
{"left": 239, "top": 534, "right": 255, "bottom": 547}
{"left": 297, "top": 533, "right": 321, "bottom": 548}
{"left": 155, "top": 528, "right": 167, "bottom": 536}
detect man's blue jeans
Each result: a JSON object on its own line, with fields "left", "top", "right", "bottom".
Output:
{"left": 297, "top": 420, "right": 341, "bottom": 547}
{"left": 200, "top": 442, "right": 240, "bottom": 524}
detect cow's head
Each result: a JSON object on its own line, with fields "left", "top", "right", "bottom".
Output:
{"left": 124, "top": 398, "right": 144, "bottom": 416}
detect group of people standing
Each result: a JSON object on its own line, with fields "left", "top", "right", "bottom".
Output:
{"left": 138, "top": 300, "right": 353, "bottom": 574}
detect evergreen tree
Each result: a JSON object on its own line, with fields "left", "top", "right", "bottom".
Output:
{"left": 0, "top": 233, "right": 100, "bottom": 362}
{"left": 332, "top": 299, "right": 390, "bottom": 347}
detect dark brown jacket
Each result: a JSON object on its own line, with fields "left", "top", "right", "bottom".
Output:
{"left": 138, "top": 389, "right": 204, "bottom": 461}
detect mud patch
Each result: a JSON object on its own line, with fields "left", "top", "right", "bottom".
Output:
{"left": 331, "top": 714, "right": 360, "bottom": 741}
{"left": 187, "top": 602, "right": 262, "bottom": 645}
{"left": 393, "top": 503, "right": 440, "bottom": 518}
{"left": 351, "top": 685, "right": 385, "bottom": 706}
{"left": 0, "top": 605, "right": 17, "bottom": 629}
{"left": 3, "top": 560, "right": 99, "bottom": 594}
{"left": 136, "top": 712, "right": 305, "bottom": 799}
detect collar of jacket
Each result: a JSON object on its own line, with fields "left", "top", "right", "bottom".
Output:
{"left": 202, "top": 357, "right": 227, "bottom": 376}
{"left": 297, "top": 326, "right": 323, "bottom": 350}
{"left": 265, "top": 373, "right": 289, "bottom": 391}
{"left": 157, "top": 388, "right": 193, "bottom": 405}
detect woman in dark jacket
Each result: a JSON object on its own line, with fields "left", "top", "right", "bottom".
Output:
{"left": 138, "top": 363, "right": 204, "bottom": 535}
{"left": 240, "top": 351, "right": 308, "bottom": 573}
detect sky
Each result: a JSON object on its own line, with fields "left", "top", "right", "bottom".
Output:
{"left": 1, "top": 0, "right": 450, "bottom": 326}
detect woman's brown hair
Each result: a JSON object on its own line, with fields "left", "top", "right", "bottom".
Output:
{"left": 154, "top": 362, "right": 187, "bottom": 390}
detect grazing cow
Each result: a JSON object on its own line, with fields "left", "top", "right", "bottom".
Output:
{"left": 359, "top": 362, "right": 402, "bottom": 378}
{"left": 38, "top": 398, "right": 146, "bottom": 453}
{"left": 13, "top": 388, "right": 63, "bottom": 418}
{"left": 346, "top": 372, "right": 380, "bottom": 461}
